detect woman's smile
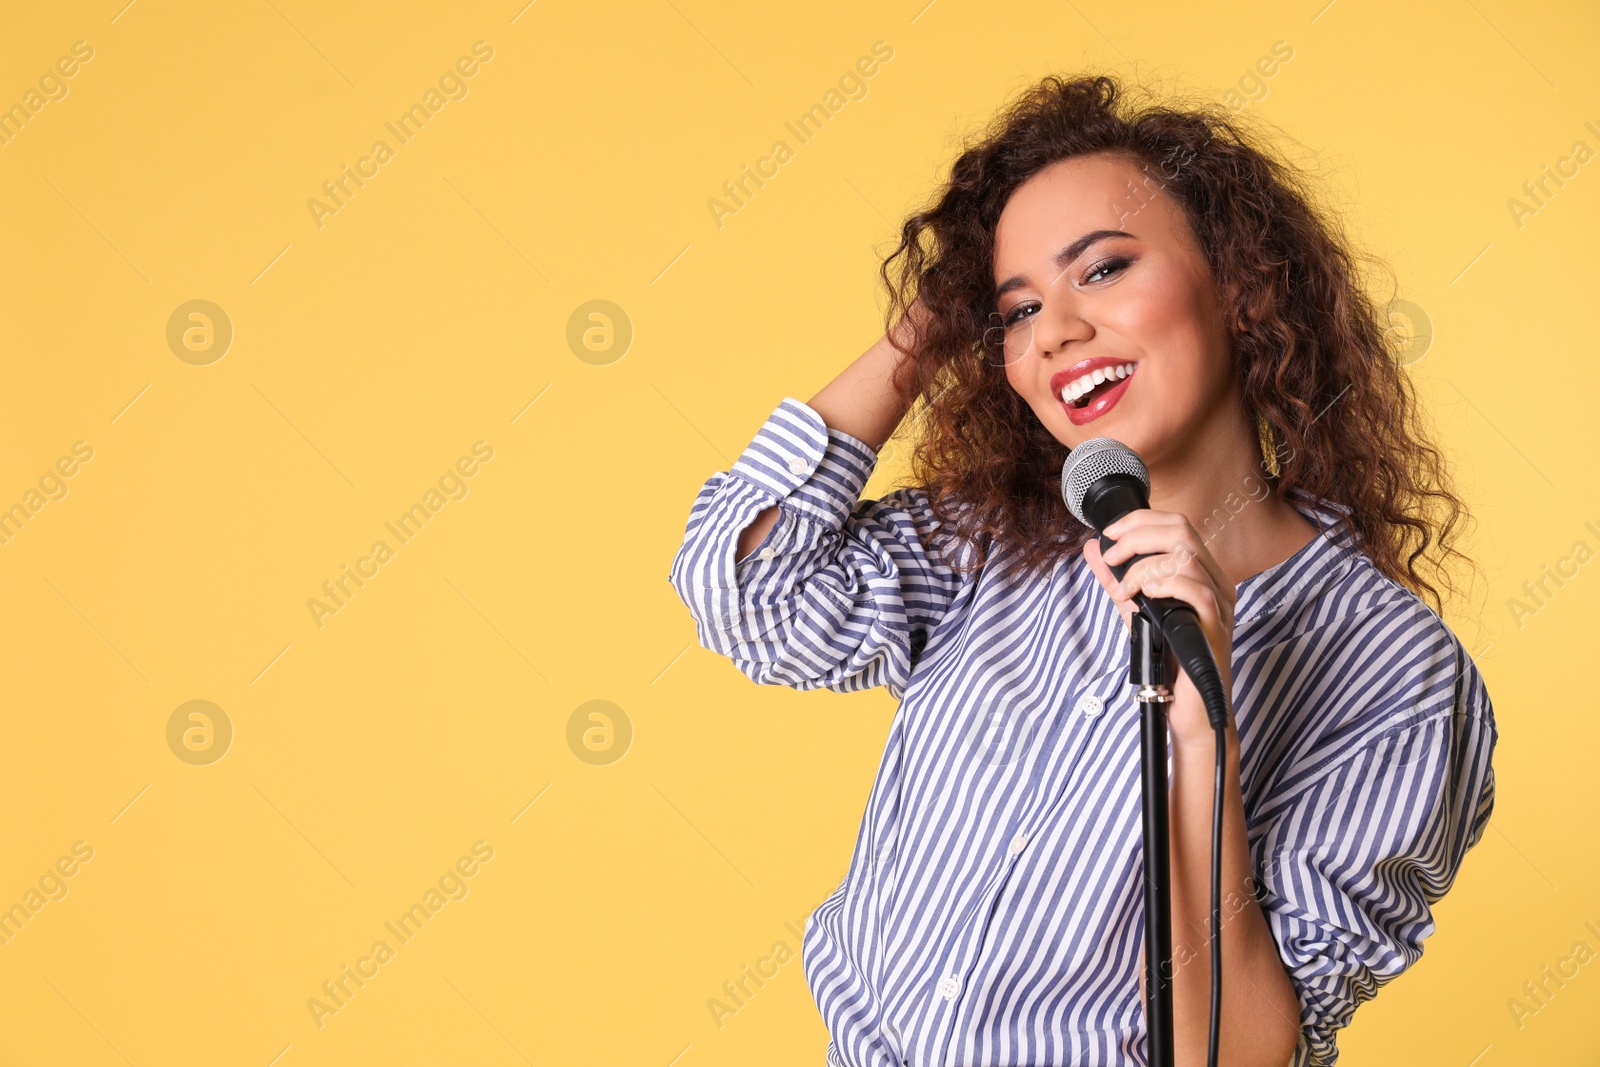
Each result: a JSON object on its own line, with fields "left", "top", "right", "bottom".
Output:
{"left": 1052, "top": 357, "right": 1138, "bottom": 425}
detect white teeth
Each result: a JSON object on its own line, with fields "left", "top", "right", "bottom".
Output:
{"left": 1059, "top": 363, "right": 1136, "bottom": 405}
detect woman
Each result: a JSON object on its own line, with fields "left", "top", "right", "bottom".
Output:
{"left": 668, "top": 74, "right": 1496, "bottom": 1067}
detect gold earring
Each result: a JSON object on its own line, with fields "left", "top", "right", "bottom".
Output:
{"left": 1256, "top": 414, "right": 1280, "bottom": 478}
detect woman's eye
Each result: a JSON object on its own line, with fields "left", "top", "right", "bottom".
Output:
{"left": 1082, "top": 256, "right": 1131, "bottom": 284}
{"left": 1003, "top": 303, "right": 1037, "bottom": 328}
{"left": 1001, "top": 257, "right": 1132, "bottom": 326}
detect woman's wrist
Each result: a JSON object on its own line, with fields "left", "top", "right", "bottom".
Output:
{"left": 806, "top": 313, "right": 919, "bottom": 452}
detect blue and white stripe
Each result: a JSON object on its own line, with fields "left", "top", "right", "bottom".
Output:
{"left": 668, "top": 397, "right": 1498, "bottom": 1067}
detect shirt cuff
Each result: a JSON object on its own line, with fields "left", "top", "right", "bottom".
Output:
{"left": 727, "top": 396, "right": 880, "bottom": 529}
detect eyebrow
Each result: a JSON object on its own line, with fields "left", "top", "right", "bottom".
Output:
{"left": 994, "top": 229, "right": 1135, "bottom": 299}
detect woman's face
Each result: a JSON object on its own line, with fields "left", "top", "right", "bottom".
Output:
{"left": 991, "top": 151, "right": 1239, "bottom": 471}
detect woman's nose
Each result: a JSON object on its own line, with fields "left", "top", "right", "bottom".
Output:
{"left": 1030, "top": 302, "right": 1091, "bottom": 361}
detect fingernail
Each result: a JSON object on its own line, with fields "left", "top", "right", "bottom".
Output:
{"left": 1145, "top": 578, "right": 1162, "bottom": 593}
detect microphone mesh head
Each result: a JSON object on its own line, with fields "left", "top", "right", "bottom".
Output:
{"left": 1060, "top": 437, "right": 1149, "bottom": 525}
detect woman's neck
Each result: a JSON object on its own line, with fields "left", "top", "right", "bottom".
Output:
{"left": 1145, "top": 410, "right": 1319, "bottom": 589}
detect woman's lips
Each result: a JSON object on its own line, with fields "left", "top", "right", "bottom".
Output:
{"left": 1059, "top": 366, "right": 1134, "bottom": 426}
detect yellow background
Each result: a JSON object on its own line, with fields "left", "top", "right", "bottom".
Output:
{"left": 0, "top": 0, "right": 1594, "bottom": 1063}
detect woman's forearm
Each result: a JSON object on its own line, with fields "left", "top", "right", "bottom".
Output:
{"left": 734, "top": 312, "right": 920, "bottom": 560}
{"left": 804, "top": 313, "right": 920, "bottom": 453}
{"left": 1162, "top": 729, "right": 1302, "bottom": 1066}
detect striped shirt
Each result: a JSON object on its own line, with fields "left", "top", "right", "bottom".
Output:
{"left": 667, "top": 397, "right": 1498, "bottom": 1067}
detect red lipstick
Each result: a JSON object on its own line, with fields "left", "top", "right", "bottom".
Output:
{"left": 1051, "top": 357, "right": 1137, "bottom": 426}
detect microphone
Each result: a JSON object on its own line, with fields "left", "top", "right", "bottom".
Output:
{"left": 1060, "top": 438, "right": 1229, "bottom": 729}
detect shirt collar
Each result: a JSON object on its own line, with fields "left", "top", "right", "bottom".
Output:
{"left": 1233, "top": 489, "right": 1363, "bottom": 625}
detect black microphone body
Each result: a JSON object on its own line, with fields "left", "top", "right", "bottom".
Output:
{"left": 1076, "top": 474, "right": 1231, "bottom": 730}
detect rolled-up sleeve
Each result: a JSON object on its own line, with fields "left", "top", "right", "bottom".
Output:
{"left": 667, "top": 396, "right": 966, "bottom": 698}
{"left": 1250, "top": 644, "right": 1498, "bottom": 1067}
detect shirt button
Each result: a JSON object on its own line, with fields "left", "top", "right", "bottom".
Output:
{"left": 1077, "top": 694, "right": 1104, "bottom": 717}
{"left": 758, "top": 546, "right": 777, "bottom": 561}
{"left": 937, "top": 975, "right": 960, "bottom": 1000}
{"left": 1009, "top": 833, "right": 1028, "bottom": 856}
{"left": 787, "top": 456, "right": 808, "bottom": 475}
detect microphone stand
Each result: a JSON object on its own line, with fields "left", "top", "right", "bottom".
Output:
{"left": 1131, "top": 605, "right": 1179, "bottom": 1067}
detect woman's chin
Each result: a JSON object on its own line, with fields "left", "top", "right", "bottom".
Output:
{"left": 1057, "top": 414, "right": 1146, "bottom": 455}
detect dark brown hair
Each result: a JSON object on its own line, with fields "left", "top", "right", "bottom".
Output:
{"left": 879, "top": 73, "right": 1469, "bottom": 612}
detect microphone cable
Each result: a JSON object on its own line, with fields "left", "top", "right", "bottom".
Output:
{"left": 1209, "top": 717, "right": 1224, "bottom": 1067}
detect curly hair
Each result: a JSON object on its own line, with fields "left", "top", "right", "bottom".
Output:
{"left": 878, "top": 73, "right": 1470, "bottom": 613}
